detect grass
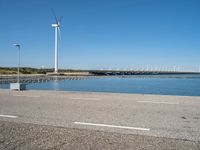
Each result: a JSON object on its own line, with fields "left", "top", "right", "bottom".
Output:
{"left": 0, "top": 67, "right": 90, "bottom": 75}
{"left": 0, "top": 67, "right": 49, "bottom": 74}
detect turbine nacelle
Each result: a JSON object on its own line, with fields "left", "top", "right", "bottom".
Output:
{"left": 52, "top": 24, "right": 59, "bottom": 27}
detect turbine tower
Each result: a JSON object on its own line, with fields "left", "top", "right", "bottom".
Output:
{"left": 52, "top": 15, "right": 61, "bottom": 73}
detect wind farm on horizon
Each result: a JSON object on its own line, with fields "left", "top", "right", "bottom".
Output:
{"left": 5, "top": 10, "right": 199, "bottom": 76}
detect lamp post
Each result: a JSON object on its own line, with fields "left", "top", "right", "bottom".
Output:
{"left": 13, "top": 43, "right": 20, "bottom": 89}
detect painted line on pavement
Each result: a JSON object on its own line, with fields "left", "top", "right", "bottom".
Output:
{"left": 137, "top": 101, "right": 179, "bottom": 105}
{"left": 13, "top": 94, "right": 40, "bottom": 98}
{"left": 0, "top": 114, "right": 18, "bottom": 118}
{"left": 74, "top": 122, "right": 150, "bottom": 131}
{"left": 69, "top": 97, "right": 101, "bottom": 101}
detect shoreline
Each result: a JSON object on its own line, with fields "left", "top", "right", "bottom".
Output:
{"left": 1, "top": 73, "right": 200, "bottom": 81}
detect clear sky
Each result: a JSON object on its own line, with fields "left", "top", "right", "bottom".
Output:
{"left": 0, "top": 0, "right": 200, "bottom": 70}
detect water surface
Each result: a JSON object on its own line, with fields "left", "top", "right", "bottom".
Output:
{"left": 1, "top": 74, "right": 200, "bottom": 96}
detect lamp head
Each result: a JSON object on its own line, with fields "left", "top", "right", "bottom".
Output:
{"left": 13, "top": 43, "right": 20, "bottom": 49}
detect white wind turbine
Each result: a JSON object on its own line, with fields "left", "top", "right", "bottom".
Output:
{"left": 52, "top": 14, "right": 62, "bottom": 73}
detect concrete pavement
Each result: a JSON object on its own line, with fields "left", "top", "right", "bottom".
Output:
{"left": 0, "top": 90, "right": 200, "bottom": 149}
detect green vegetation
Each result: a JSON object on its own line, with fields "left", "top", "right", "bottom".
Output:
{"left": 1, "top": 67, "right": 199, "bottom": 75}
{"left": 0, "top": 67, "right": 51, "bottom": 74}
{"left": 0, "top": 67, "right": 90, "bottom": 75}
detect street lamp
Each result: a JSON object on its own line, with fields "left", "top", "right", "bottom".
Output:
{"left": 13, "top": 43, "right": 20, "bottom": 85}
{"left": 10, "top": 43, "right": 26, "bottom": 91}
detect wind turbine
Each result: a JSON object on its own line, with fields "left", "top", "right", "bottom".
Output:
{"left": 52, "top": 14, "right": 62, "bottom": 73}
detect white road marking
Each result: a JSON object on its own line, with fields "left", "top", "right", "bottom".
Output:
{"left": 137, "top": 101, "right": 179, "bottom": 105}
{"left": 13, "top": 94, "right": 40, "bottom": 98}
{"left": 69, "top": 97, "right": 100, "bottom": 101}
{"left": 0, "top": 114, "right": 18, "bottom": 118}
{"left": 74, "top": 122, "right": 150, "bottom": 131}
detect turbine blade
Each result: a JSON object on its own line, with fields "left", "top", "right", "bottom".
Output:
{"left": 57, "top": 16, "right": 62, "bottom": 27}
{"left": 59, "top": 16, "right": 62, "bottom": 24}
{"left": 51, "top": 9, "right": 58, "bottom": 24}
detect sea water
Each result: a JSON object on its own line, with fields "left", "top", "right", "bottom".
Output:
{"left": 1, "top": 74, "right": 200, "bottom": 96}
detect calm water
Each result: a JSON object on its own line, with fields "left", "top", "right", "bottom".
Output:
{"left": 1, "top": 74, "right": 200, "bottom": 96}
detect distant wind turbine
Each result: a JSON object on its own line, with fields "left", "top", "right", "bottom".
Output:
{"left": 52, "top": 12, "right": 62, "bottom": 73}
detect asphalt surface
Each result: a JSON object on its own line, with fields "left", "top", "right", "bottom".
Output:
{"left": 0, "top": 90, "right": 200, "bottom": 149}
{"left": 1, "top": 120, "right": 199, "bottom": 150}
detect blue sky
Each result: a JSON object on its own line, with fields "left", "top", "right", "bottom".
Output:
{"left": 0, "top": 0, "right": 200, "bottom": 70}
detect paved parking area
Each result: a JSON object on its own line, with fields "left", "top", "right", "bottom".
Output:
{"left": 0, "top": 90, "right": 200, "bottom": 149}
